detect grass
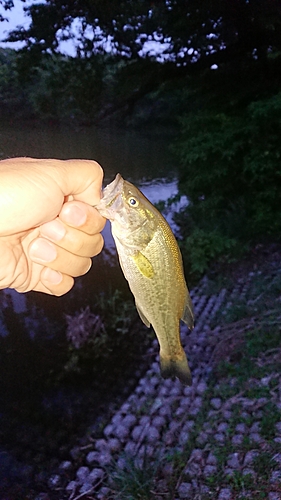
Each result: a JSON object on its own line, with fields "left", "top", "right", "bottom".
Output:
{"left": 100, "top": 256, "right": 281, "bottom": 499}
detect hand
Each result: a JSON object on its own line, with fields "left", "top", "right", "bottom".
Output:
{"left": 0, "top": 157, "right": 105, "bottom": 296}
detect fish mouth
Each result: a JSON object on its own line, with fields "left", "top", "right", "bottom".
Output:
{"left": 95, "top": 173, "right": 124, "bottom": 220}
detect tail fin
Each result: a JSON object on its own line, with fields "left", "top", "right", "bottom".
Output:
{"left": 160, "top": 351, "right": 192, "bottom": 386}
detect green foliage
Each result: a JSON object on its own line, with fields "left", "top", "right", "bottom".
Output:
{"left": 110, "top": 451, "right": 160, "bottom": 500}
{"left": 180, "top": 228, "right": 238, "bottom": 275}
{"left": 174, "top": 88, "right": 281, "bottom": 274}
{"left": 0, "top": 48, "right": 25, "bottom": 112}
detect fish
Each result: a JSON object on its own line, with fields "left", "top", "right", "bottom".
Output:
{"left": 96, "top": 174, "right": 194, "bottom": 385}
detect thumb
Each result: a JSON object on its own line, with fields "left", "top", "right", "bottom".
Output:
{"left": 45, "top": 158, "right": 104, "bottom": 205}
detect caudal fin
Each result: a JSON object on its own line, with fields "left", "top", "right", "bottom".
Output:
{"left": 160, "top": 352, "right": 192, "bottom": 386}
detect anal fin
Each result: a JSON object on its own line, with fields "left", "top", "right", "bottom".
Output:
{"left": 181, "top": 294, "right": 194, "bottom": 330}
{"left": 136, "top": 302, "right": 150, "bottom": 328}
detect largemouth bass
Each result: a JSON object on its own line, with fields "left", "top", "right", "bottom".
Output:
{"left": 96, "top": 174, "right": 194, "bottom": 385}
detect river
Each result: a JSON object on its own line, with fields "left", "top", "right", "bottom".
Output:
{"left": 0, "top": 121, "right": 187, "bottom": 321}
{"left": 0, "top": 121, "right": 189, "bottom": 496}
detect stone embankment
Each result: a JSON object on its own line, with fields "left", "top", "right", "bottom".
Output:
{"left": 51, "top": 250, "right": 281, "bottom": 500}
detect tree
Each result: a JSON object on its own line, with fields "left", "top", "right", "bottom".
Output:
{"left": 3, "top": 1, "right": 281, "bottom": 69}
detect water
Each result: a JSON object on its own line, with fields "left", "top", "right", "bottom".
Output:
{"left": 0, "top": 121, "right": 186, "bottom": 317}
{"left": 0, "top": 121, "right": 187, "bottom": 496}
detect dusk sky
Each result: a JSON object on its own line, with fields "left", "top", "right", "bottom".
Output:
{"left": 0, "top": 1, "right": 29, "bottom": 49}
{"left": 0, "top": 1, "right": 175, "bottom": 60}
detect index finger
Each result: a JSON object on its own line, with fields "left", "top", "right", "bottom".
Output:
{"left": 59, "top": 201, "right": 106, "bottom": 235}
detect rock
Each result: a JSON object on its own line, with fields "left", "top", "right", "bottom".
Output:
{"left": 196, "top": 381, "right": 207, "bottom": 395}
{"left": 86, "top": 451, "right": 100, "bottom": 465}
{"left": 189, "top": 449, "right": 204, "bottom": 462}
{"left": 214, "top": 433, "right": 225, "bottom": 443}
{"left": 107, "top": 438, "right": 121, "bottom": 452}
{"left": 196, "top": 431, "right": 208, "bottom": 445}
{"left": 232, "top": 434, "right": 244, "bottom": 446}
{"left": 76, "top": 466, "right": 90, "bottom": 483}
{"left": 152, "top": 415, "right": 166, "bottom": 429}
{"left": 275, "top": 422, "right": 281, "bottom": 434}
{"left": 177, "top": 482, "right": 193, "bottom": 498}
{"left": 273, "top": 452, "right": 281, "bottom": 466}
{"left": 97, "top": 451, "right": 112, "bottom": 466}
{"left": 183, "top": 386, "right": 192, "bottom": 397}
{"left": 58, "top": 460, "right": 72, "bottom": 472}
{"left": 132, "top": 425, "right": 144, "bottom": 442}
{"left": 183, "top": 462, "right": 201, "bottom": 477}
{"left": 249, "top": 422, "right": 260, "bottom": 433}
{"left": 210, "top": 398, "right": 222, "bottom": 410}
{"left": 47, "top": 474, "right": 61, "bottom": 489}
{"left": 180, "top": 397, "right": 191, "bottom": 409}
{"left": 146, "top": 426, "right": 160, "bottom": 443}
{"left": 115, "top": 425, "right": 130, "bottom": 441}
{"left": 88, "top": 468, "right": 104, "bottom": 484}
{"left": 217, "top": 422, "right": 229, "bottom": 433}
{"left": 122, "top": 414, "right": 137, "bottom": 428}
{"left": 120, "top": 402, "right": 131, "bottom": 413}
{"left": 112, "top": 413, "right": 122, "bottom": 426}
{"left": 218, "top": 487, "right": 232, "bottom": 499}
{"left": 223, "top": 410, "right": 232, "bottom": 419}
{"left": 227, "top": 453, "right": 240, "bottom": 469}
{"left": 206, "top": 452, "right": 218, "bottom": 466}
{"left": 124, "top": 441, "right": 137, "bottom": 455}
{"left": 243, "top": 468, "right": 256, "bottom": 478}
{"left": 243, "top": 450, "right": 259, "bottom": 466}
{"left": 79, "top": 482, "right": 94, "bottom": 494}
{"left": 103, "top": 424, "right": 114, "bottom": 438}
{"left": 66, "top": 481, "right": 77, "bottom": 493}
{"left": 268, "top": 493, "right": 281, "bottom": 500}
{"left": 159, "top": 405, "right": 172, "bottom": 418}
{"left": 203, "top": 465, "right": 217, "bottom": 476}
{"left": 189, "top": 406, "right": 200, "bottom": 416}
{"left": 270, "top": 470, "right": 281, "bottom": 483}
{"left": 249, "top": 432, "right": 262, "bottom": 443}
{"left": 179, "top": 430, "right": 190, "bottom": 446}
{"left": 235, "top": 423, "right": 248, "bottom": 433}
{"left": 70, "top": 446, "right": 80, "bottom": 460}
{"left": 139, "top": 415, "right": 150, "bottom": 426}
{"left": 95, "top": 439, "right": 108, "bottom": 451}
{"left": 97, "top": 487, "right": 111, "bottom": 499}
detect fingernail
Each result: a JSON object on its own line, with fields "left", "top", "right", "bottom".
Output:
{"left": 29, "top": 239, "right": 57, "bottom": 263}
{"left": 40, "top": 219, "right": 66, "bottom": 241}
{"left": 42, "top": 268, "right": 63, "bottom": 285}
{"left": 61, "top": 204, "right": 87, "bottom": 226}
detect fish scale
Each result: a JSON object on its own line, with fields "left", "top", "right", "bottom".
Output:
{"left": 96, "top": 173, "right": 194, "bottom": 385}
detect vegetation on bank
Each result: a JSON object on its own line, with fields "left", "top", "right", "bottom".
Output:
{"left": 103, "top": 253, "right": 281, "bottom": 500}
{"left": 1, "top": 1, "right": 281, "bottom": 273}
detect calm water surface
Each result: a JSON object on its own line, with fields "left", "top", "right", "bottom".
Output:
{"left": 0, "top": 121, "right": 186, "bottom": 321}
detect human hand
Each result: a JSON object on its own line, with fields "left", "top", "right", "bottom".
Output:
{"left": 0, "top": 157, "right": 105, "bottom": 296}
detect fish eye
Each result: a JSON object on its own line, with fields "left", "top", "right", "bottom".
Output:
{"left": 128, "top": 196, "right": 139, "bottom": 207}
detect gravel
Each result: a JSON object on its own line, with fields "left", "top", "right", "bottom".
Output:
{"left": 44, "top": 261, "right": 281, "bottom": 499}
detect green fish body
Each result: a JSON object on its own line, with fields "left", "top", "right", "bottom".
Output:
{"left": 96, "top": 174, "right": 194, "bottom": 385}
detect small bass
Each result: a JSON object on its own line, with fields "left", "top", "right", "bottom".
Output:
{"left": 96, "top": 174, "right": 194, "bottom": 385}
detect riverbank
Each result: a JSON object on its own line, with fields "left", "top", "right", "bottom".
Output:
{"left": 1, "top": 243, "right": 281, "bottom": 499}
{"left": 48, "top": 243, "right": 281, "bottom": 500}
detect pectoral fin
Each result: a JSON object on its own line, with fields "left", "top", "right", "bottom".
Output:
{"left": 135, "top": 302, "right": 151, "bottom": 328}
{"left": 181, "top": 295, "right": 194, "bottom": 330}
{"left": 131, "top": 252, "right": 154, "bottom": 278}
